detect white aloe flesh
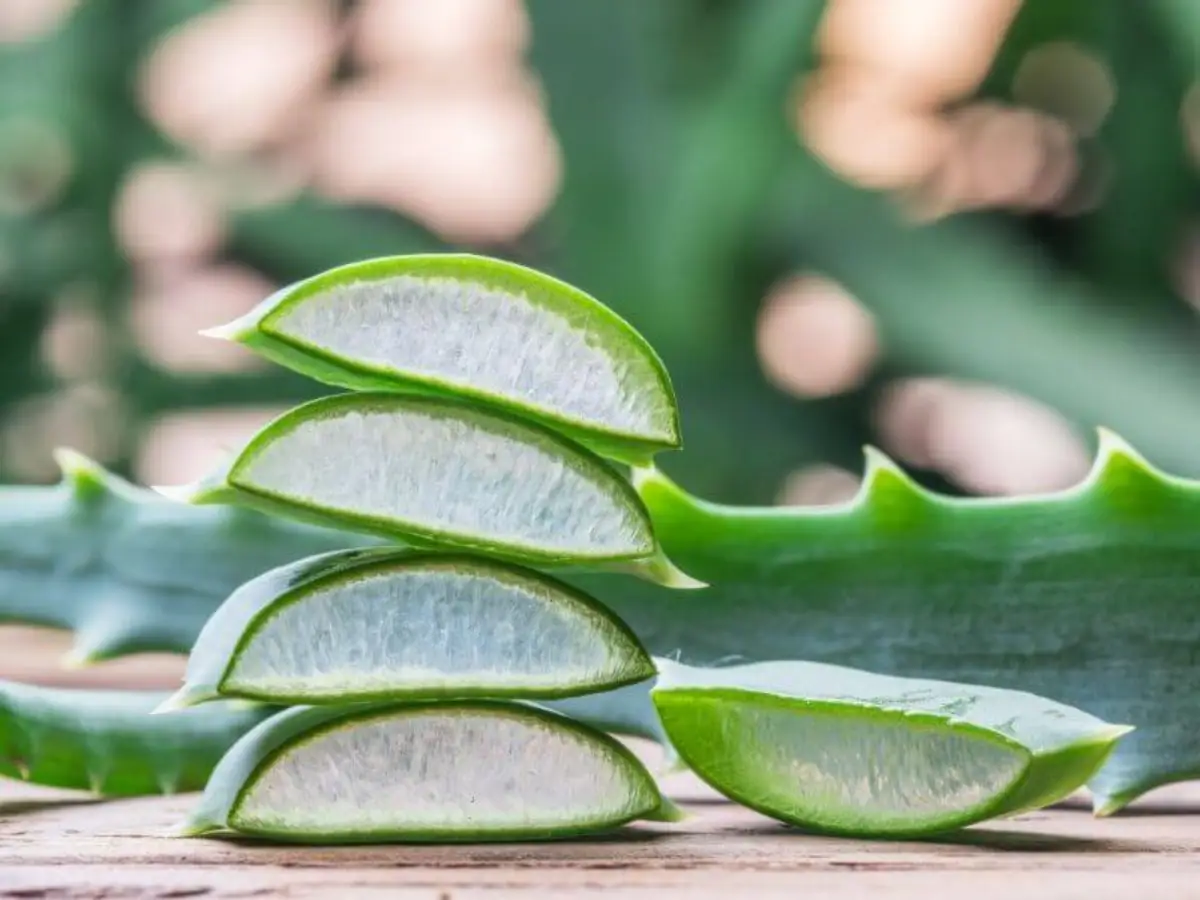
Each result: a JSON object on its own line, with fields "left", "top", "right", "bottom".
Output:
{"left": 182, "top": 701, "right": 680, "bottom": 842}
{"left": 159, "top": 549, "right": 656, "bottom": 708}
{"left": 652, "top": 661, "right": 1132, "bottom": 838}
{"left": 169, "top": 393, "right": 698, "bottom": 586}
{"left": 202, "top": 254, "right": 680, "bottom": 464}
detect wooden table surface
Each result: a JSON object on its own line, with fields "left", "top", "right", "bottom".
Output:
{"left": 3, "top": 626, "right": 1199, "bottom": 899}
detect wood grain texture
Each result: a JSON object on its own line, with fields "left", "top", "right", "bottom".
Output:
{"left": 1, "top": 625, "right": 1197, "bottom": 899}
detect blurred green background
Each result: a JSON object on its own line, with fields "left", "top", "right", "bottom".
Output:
{"left": 2, "top": 0, "right": 1199, "bottom": 505}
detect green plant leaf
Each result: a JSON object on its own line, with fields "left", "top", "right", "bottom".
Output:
{"left": 652, "top": 660, "right": 1130, "bottom": 838}
{"left": 579, "top": 429, "right": 1200, "bottom": 813}
{"left": 202, "top": 254, "right": 680, "bottom": 465}
{"left": 0, "top": 678, "right": 273, "bottom": 796}
{"left": 181, "top": 700, "right": 681, "bottom": 843}
{"left": 165, "top": 392, "right": 699, "bottom": 588}
{"left": 159, "top": 548, "right": 655, "bottom": 709}
{"left": 0, "top": 449, "right": 364, "bottom": 664}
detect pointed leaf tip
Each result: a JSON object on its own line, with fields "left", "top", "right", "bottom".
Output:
{"left": 151, "top": 688, "right": 199, "bottom": 715}
{"left": 649, "top": 796, "right": 687, "bottom": 822}
{"left": 172, "top": 817, "right": 218, "bottom": 838}
{"left": 198, "top": 320, "right": 244, "bottom": 341}
{"left": 152, "top": 484, "right": 194, "bottom": 502}
{"left": 60, "top": 646, "right": 96, "bottom": 670}
{"left": 1089, "top": 428, "right": 1167, "bottom": 490}
{"left": 861, "top": 445, "right": 904, "bottom": 479}
{"left": 859, "top": 446, "right": 925, "bottom": 515}
{"left": 1094, "top": 428, "right": 1147, "bottom": 465}
{"left": 53, "top": 447, "right": 123, "bottom": 502}
{"left": 618, "top": 550, "right": 707, "bottom": 590}
{"left": 154, "top": 481, "right": 236, "bottom": 505}
{"left": 1101, "top": 723, "right": 1136, "bottom": 741}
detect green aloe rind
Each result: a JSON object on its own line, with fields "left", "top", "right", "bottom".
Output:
{"left": 201, "top": 253, "right": 681, "bottom": 465}
{"left": 164, "top": 392, "right": 701, "bottom": 589}
{"left": 181, "top": 699, "right": 682, "bottom": 843}
{"left": 157, "top": 548, "right": 656, "bottom": 709}
{"left": 590, "top": 428, "right": 1200, "bottom": 813}
{"left": 651, "top": 660, "right": 1131, "bottom": 838}
{"left": 0, "top": 679, "right": 273, "bottom": 796}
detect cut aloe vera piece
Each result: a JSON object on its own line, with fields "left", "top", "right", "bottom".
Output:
{"left": 652, "top": 660, "right": 1131, "bottom": 838}
{"left": 202, "top": 254, "right": 680, "bottom": 465}
{"left": 166, "top": 392, "right": 698, "bottom": 587}
{"left": 182, "top": 700, "right": 680, "bottom": 843}
{"left": 159, "top": 548, "right": 655, "bottom": 708}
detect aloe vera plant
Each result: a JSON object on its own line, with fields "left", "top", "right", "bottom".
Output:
{"left": 167, "top": 392, "right": 699, "bottom": 588}
{"left": 0, "top": 679, "right": 272, "bottom": 795}
{"left": 202, "top": 254, "right": 680, "bottom": 466}
{"left": 651, "top": 660, "right": 1130, "bottom": 837}
{"left": 160, "top": 547, "right": 655, "bottom": 709}
{"left": 181, "top": 700, "right": 680, "bottom": 843}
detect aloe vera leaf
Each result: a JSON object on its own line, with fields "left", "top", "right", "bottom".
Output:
{"left": 651, "top": 660, "right": 1130, "bottom": 838}
{"left": 160, "top": 548, "right": 656, "bottom": 709}
{"left": 181, "top": 700, "right": 681, "bottom": 843}
{"left": 0, "top": 449, "right": 370, "bottom": 664}
{"left": 0, "top": 679, "right": 273, "bottom": 796}
{"left": 167, "top": 392, "right": 699, "bottom": 588}
{"left": 201, "top": 254, "right": 680, "bottom": 466}
{"left": 576, "top": 429, "right": 1200, "bottom": 813}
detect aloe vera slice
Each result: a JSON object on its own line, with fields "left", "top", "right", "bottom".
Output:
{"left": 159, "top": 548, "right": 655, "bottom": 709}
{"left": 167, "top": 392, "right": 698, "bottom": 587}
{"left": 652, "top": 660, "right": 1131, "bottom": 838}
{"left": 201, "top": 254, "right": 680, "bottom": 465}
{"left": 182, "top": 700, "right": 680, "bottom": 843}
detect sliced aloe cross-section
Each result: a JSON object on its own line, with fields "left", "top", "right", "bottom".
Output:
{"left": 652, "top": 660, "right": 1131, "bottom": 838}
{"left": 182, "top": 700, "right": 680, "bottom": 843}
{"left": 159, "top": 548, "right": 655, "bottom": 709}
{"left": 167, "top": 392, "right": 698, "bottom": 587}
{"left": 201, "top": 254, "right": 680, "bottom": 464}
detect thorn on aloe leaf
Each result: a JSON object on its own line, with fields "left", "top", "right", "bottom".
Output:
{"left": 53, "top": 447, "right": 130, "bottom": 504}
{"left": 66, "top": 615, "right": 137, "bottom": 667}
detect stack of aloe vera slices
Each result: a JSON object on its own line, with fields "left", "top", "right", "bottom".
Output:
{"left": 158, "top": 255, "right": 692, "bottom": 842}
{"left": 149, "top": 254, "right": 1132, "bottom": 842}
